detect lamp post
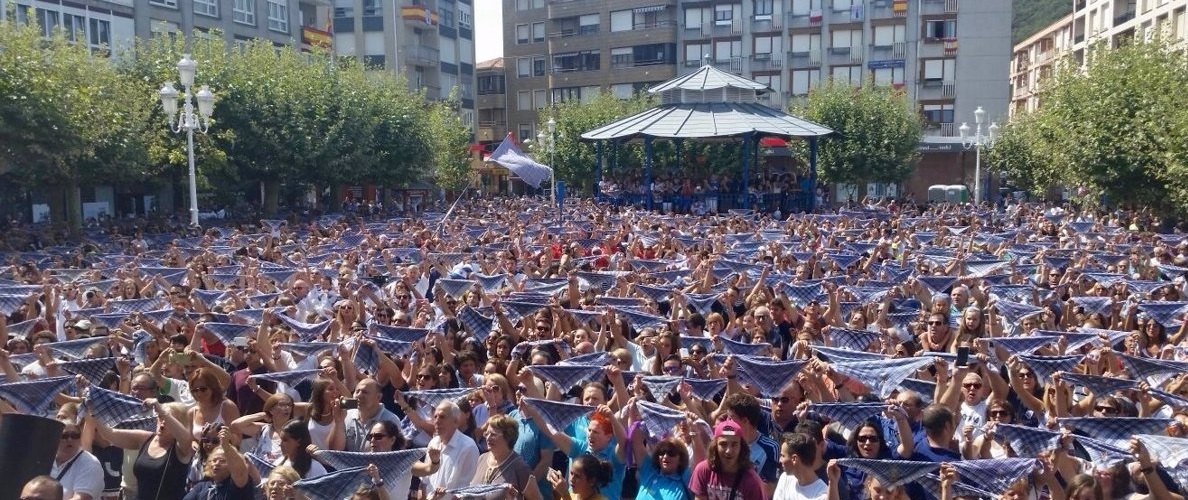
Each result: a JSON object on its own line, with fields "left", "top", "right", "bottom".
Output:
{"left": 537, "top": 118, "right": 557, "bottom": 206}
{"left": 159, "top": 54, "right": 215, "bottom": 227}
{"left": 958, "top": 106, "right": 998, "bottom": 205}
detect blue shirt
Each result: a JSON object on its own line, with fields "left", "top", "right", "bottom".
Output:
{"left": 570, "top": 439, "right": 625, "bottom": 500}
{"left": 635, "top": 458, "right": 692, "bottom": 500}
{"left": 511, "top": 408, "right": 555, "bottom": 499}
{"left": 749, "top": 434, "right": 781, "bottom": 484}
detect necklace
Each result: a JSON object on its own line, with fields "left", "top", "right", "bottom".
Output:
{"left": 483, "top": 452, "right": 516, "bottom": 484}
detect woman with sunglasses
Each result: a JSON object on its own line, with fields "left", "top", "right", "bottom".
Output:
{"left": 627, "top": 399, "right": 699, "bottom": 500}
{"left": 1004, "top": 357, "right": 1045, "bottom": 427}
{"left": 334, "top": 420, "right": 441, "bottom": 500}
{"left": 963, "top": 399, "right": 1015, "bottom": 459}
{"left": 186, "top": 368, "right": 240, "bottom": 444}
{"left": 229, "top": 393, "right": 298, "bottom": 464}
{"left": 837, "top": 407, "right": 915, "bottom": 500}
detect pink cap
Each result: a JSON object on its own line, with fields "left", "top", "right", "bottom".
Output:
{"left": 713, "top": 419, "right": 742, "bottom": 439}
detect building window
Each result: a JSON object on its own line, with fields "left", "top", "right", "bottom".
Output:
{"left": 334, "top": 0, "right": 353, "bottom": 18}
{"left": 685, "top": 7, "right": 709, "bottom": 28}
{"left": 533, "top": 56, "right": 546, "bottom": 76}
{"left": 478, "top": 75, "right": 504, "bottom": 94}
{"left": 363, "top": 0, "right": 382, "bottom": 16}
{"left": 62, "top": 14, "right": 86, "bottom": 42}
{"left": 790, "top": 0, "right": 821, "bottom": 16}
{"left": 685, "top": 42, "right": 711, "bottom": 65}
{"left": 150, "top": 0, "right": 178, "bottom": 7}
{"left": 517, "top": 91, "right": 532, "bottom": 110}
{"left": 831, "top": 65, "right": 862, "bottom": 86}
{"left": 517, "top": 57, "right": 532, "bottom": 77}
{"left": 533, "top": 89, "right": 547, "bottom": 109}
{"left": 268, "top": 1, "right": 289, "bottom": 32}
{"left": 754, "top": 0, "right": 773, "bottom": 17}
{"left": 831, "top": 29, "right": 861, "bottom": 51}
{"left": 873, "top": 24, "right": 906, "bottom": 47}
{"left": 833, "top": 0, "right": 853, "bottom": 11}
{"left": 516, "top": 24, "right": 530, "bottom": 44}
{"left": 519, "top": 124, "right": 534, "bottom": 142}
{"left": 921, "top": 103, "right": 955, "bottom": 124}
{"left": 872, "top": 66, "right": 905, "bottom": 86}
{"left": 36, "top": 9, "right": 59, "bottom": 38}
{"left": 532, "top": 22, "right": 545, "bottom": 42}
{"left": 461, "top": 110, "right": 474, "bottom": 127}
{"left": 611, "top": 47, "right": 633, "bottom": 67}
{"left": 234, "top": 0, "right": 256, "bottom": 25}
{"left": 922, "top": 58, "right": 956, "bottom": 84}
{"left": 791, "top": 69, "right": 820, "bottom": 95}
{"left": 754, "top": 36, "right": 780, "bottom": 56}
{"left": 714, "top": 5, "right": 735, "bottom": 24}
{"left": 517, "top": 0, "right": 531, "bottom": 10}
{"left": 611, "top": 10, "right": 633, "bottom": 32}
{"left": 88, "top": 18, "right": 110, "bottom": 47}
{"left": 458, "top": 7, "right": 473, "bottom": 29}
{"left": 440, "top": 5, "right": 455, "bottom": 27}
{"left": 924, "top": 19, "right": 957, "bottom": 39}
{"left": 194, "top": 0, "right": 218, "bottom": 17}
{"left": 579, "top": 14, "right": 599, "bottom": 34}
{"left": 553, "top": 86, "right": 582, "bottom": 103}
{"left": 791, "top": 33, "right": 821, "bottom": 54}
{"left": 552, "top": 50, "right": 600, "bottom": 72}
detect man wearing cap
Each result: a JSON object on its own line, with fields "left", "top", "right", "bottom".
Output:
{"left": 69, "top": 319, "right": 94, "bottom": 340}
{"left": 690, "top": 419, "right": 765, "bottom": 500}
{"left": 719, "top": 394, "right": 781, "bottom": 497}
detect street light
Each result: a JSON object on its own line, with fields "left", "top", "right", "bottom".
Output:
{"left": 959, "top": 106, "right": 998, "bottom": 204}
{"left": 159, "top": 54, "right": 215, "bottom": 227}
{"left": 547, "top": 117, "right": 557, "bottom": 206}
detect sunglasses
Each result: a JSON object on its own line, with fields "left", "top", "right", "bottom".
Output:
{"left": 657, "top": 449, "right": 681, "bottom": 457}
{"left": 664, "top": 366, "right": 683, "bottom": 374}
{"left": 60, "top": 432, "right": 82, "bottom": 440}
{"left": 1095, "top": 406, "right": 1118, "bottom": 414}
{"left": 1017, "top": 372, "right": 1034, "bottom": 379}
{"left": 962, "top": 383, "right": 982, "bottom": 390}
{"left": 856, "top": 435, "right": 879, "bottom": 444}
{"left": 367, "top": 433, "right": 389, "bottom": 440}
{"left": 989, "top": 410, "right": 1012, "bottom": 418}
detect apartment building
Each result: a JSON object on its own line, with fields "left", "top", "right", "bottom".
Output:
{"left": 477, "top": 57, "right": 509, "bottom": 143}
{"left": 1009, "top": 15, "right": 1074, "bottom": 118}
{"left": 332, "top": 0, "right": 478, "bottom": 128}
{"left": 502, "top": 0, "right": 680, "bottom": 145}
{"left": 0, "top": 0, "right": 136, "bottom": 53}
{"left": 1011, "top": 0, "right": 1188, "bottom": 120}
{"left": 132, "top": 0, "right": 330, "bottom": 51}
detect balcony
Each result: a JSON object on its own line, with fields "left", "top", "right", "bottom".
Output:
{"left": 1012, "top": 84, "right": 1030, "bottom": 98}
{"left": 828, "top": 47, "right": 862, "bottom": 65}
{"left": 788, "top": 50, "right": 822, "bottom": 67}
{"left": 415, "top": 84, "right": 442, "bottom": 98}
{"left": 1114, "top": 11, "right": 1135, "bottom": 27}
{"left": 1035, "top": 50, "right": 1055, "bottom": 64}
{"left": 870, "top": 42, "right": 906, "bottom": 59}
{"left": 757, "top": 90, "right": 789, "bottom": 109}
{"left": 632, "top": 20, "right": 678, "bottom": 31}
{"left": 405, "top": 45, "right": 439, "bottom": 66}
{"left": 751, "top": 14, "right": 782, "bottom": 31}
{"left": 713, "top": 56, "right": 744, "bottom": 74}
{"left": 786, "top": 12, "right": 823, "bottom": 29}
{"left": 699, "top": 19, "right": 743, "bottom": 37}
{"left": 611, "top": 57, "right": 676, "bottom": 69}
{"left": 918, "top": 80, "right": 956, "bottom": 97}
{"left": 924, "top": 122, "right": 957, "bottom": 137}
{"left": 920, "top": 0, "right": 958, "bottom": 15}
{"left": 1075, "top": 34, "right": 1085, "bottom": 43}
{"left": 750, "top": 53, "right": 784, "bottom": 71}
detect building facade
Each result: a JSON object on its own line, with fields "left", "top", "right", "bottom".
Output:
{"left": 501, "top": 0, "right": 680, "bottom": 146}
{"left": 132, "top": 0, "right": 330, "bottom": 51}
{"left": 497, "top": 0, "right": 1012, "bottom": 202}
{"left": 332, "top": 0, "right": 478, "bottom": 130}
{"left": 0, "top": 0, "right": 136, "bottom": 54}
{"left": 1009, "top": 14, "right": 1074, "bottom": 118}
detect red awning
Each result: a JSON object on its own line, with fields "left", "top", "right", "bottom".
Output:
{"left": 759, "top": 137, "right": 788, "bottom": 148}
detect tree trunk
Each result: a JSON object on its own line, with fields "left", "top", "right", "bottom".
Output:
{"left": 263, "top": 179, "right": 280, "bottom": 217}
{"left": 65, "top": 179, "right": 82, "bottom": 236}
{"left": 47, "top": 184, "right": 67, "bottom": 228}
{"left": 328, "top": 185, "right": 344, "bottom": 212}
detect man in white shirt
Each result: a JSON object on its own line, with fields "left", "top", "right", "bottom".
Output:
{"left": 421, "top": 401, "right": 480, "bottom": 496}
{"left": 51, "top": 420, "right": 104, "bottom": 500}
{"left": 773, "top": 432, "right": 828, "bottom": 500}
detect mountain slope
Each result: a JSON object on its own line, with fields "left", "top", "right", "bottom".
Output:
{"left": 1013, "top": 0, "right": 1073, "bottom": 44}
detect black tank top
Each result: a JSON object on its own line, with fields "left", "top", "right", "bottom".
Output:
{"left": 93, "top": 443, "right": 124, "bottom": 493}
{"left": 133, "top": 435, "right": 190, "bottom": 500}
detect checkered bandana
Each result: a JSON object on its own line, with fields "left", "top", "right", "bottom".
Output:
{"left": 528, "top": 364, "right": 604, "bottom": 392}
{"left": 313, "top": 448, "right": 427, "bottom": 484}
{"left": 292, "top": 466, "right": 371, "bottom": 500}
{"left": 829, "top": 356, "right": 934, "bottom": 398}
{"left": 520, "top": 397, "right": 593, "bottom": 431}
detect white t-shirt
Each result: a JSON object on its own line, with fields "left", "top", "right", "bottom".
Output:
{"left": 956, "top": 399, "right": 988, "bottom": 443}
{"left": 163, "top": 377, "right": 197, "bottom": 409}
{"left": 51, "top": 450, "right": 105, "bottom": 500}
{"left": 773, "top": 473, "right": 829, "bottom": 500}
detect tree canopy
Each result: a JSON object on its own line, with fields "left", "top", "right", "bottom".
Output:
{"left": 0, "top": 15, "right": 448, "bottom": 225}
{"left": 791, "top": 82, "right": 922, "bottom": 187}
{"left": 987, "top": 38, "right": 1188, "bottom": 213}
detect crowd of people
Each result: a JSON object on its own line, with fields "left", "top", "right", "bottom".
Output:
{"left": 2, "top": 196, "right": 1188, "bottom": 500}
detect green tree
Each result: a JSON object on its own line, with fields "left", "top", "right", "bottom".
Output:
{"left": 427, "top": 90, "right": 475, "bottom": 192}
{"left": 791, "top": 82, "right": 922, "bottom": 187}
{"left": 0, "top": 14, "right": 156, "bottom": 230}
{"left": 541, "top": 91, "right": 655, "bottom": 194}
{"left": 991, "top": 38, "right": 1188, "bottom": 212}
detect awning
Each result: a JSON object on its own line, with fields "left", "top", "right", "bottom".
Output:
{"left": 634, "top": 5, "right": 667, "bottom": 14}
{"left": 552, "top": 52, "right": 578, "bottom": 59}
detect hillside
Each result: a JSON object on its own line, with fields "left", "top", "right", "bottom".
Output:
{"left": 1013, "top": 0, "right": 1074, "bottom": 44}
